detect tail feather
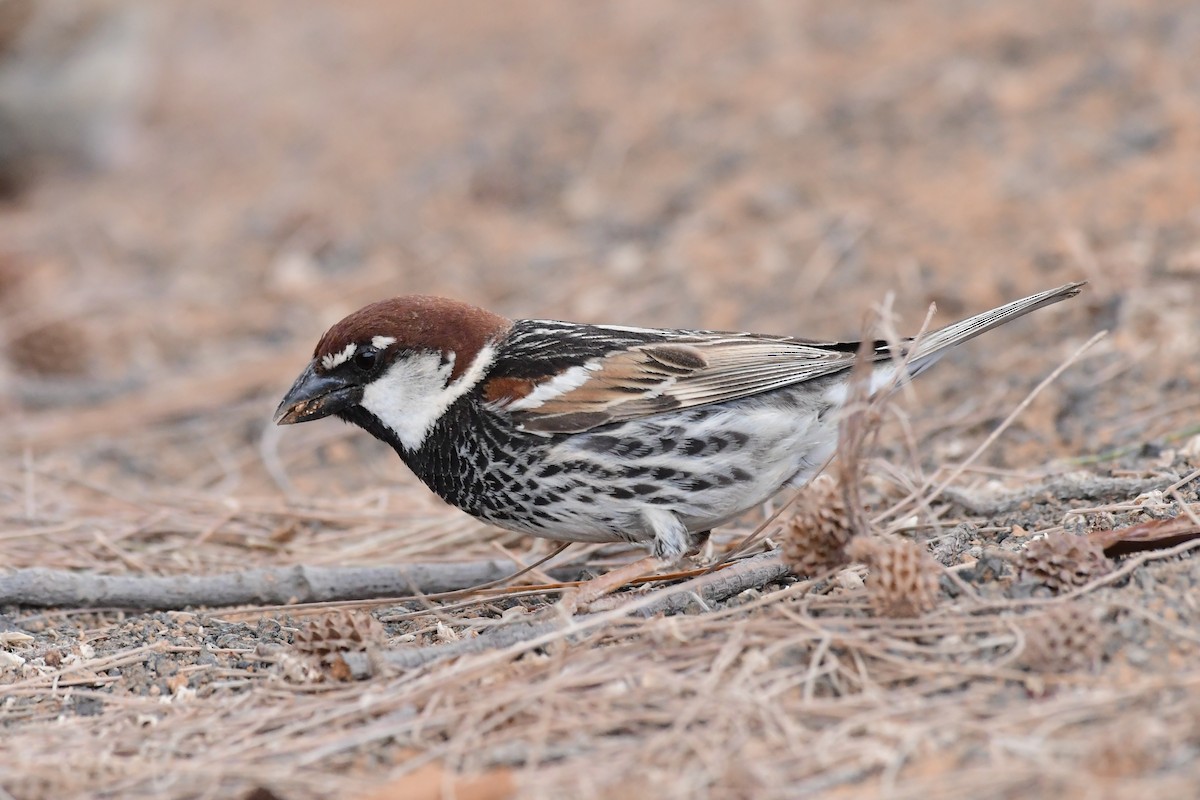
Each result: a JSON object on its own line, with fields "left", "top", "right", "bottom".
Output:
{"left": 907, "top": 281, "right": 1086, "bottom": 367}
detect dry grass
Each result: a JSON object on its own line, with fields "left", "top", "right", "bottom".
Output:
{"left": 3, "top": 1, "right": 1200, "bottom": 798}
{"left": 5, "top": 528, "right": 1200, "bottom": 799}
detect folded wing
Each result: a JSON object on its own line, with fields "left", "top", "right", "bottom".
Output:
{"left": 489, "top": 333, "right": 887, "bottom": 434}
{"left": 485, "top": 282, "right": 1084, "bottom": 435}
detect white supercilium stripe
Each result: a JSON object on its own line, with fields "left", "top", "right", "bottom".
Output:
{"left": 321, "top": 342, "right": 357, "bottom": 370}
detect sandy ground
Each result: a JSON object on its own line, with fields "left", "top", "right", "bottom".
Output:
{"left": 2, "top": 1, "right": 1200, "bottom": 798}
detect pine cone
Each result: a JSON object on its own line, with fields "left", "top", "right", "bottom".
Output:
{"left": 780, "top": 475, "right": 854, "bottom": 577}
{"left": 1019, "top": 532, "right": 1112, "bottom": 592}
{"left": 846, "top": 535, "right": 940, "bottom": 617}
{"left": 7, "top": 321, "right": 89, "bottom": 377}
{"left": 292, "top": 609, "right": 386, "bottom": 656}
{"left": 1017, "top": 603, "right": 1103, "bottom": 673}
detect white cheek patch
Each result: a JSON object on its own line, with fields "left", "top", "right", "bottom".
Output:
{"left": 502, "top": 363, "right": 597, "bottom": 411}
{"left": 321, "top": 343, "right": 357, "bottom": 371}
{"left": 359, "top": 344, "right": 497, "bottom": 451}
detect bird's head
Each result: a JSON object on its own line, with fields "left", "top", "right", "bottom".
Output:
{"left": 274, "top": 295, "right": 511, "bottom": 452}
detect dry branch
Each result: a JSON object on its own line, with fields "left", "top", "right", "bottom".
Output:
{"left": 0, "top": 560, "right": 590, "bottom": 609}
{"left": 339, "top": 552, "right": 790, "bottom": 677}
{"left": 943, "top": 473, "right": 1175, "bottom": 516}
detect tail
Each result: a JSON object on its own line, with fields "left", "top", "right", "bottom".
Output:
{"left": 905, "top": 281, "right": 1086, "bottom": 369}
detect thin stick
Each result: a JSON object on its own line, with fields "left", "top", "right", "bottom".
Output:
{"left": 339, "top": 553, "right": 790, "bottom": 677}
{"left": 877, "top": 331, "right": 1106, "bottom": 527}
{"left": 0, "top": 560, "right": 593, "bottom": 609}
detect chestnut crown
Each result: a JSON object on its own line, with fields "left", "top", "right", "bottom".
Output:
{"left": 313, "top": 295, "right": 512, "bottom": 379}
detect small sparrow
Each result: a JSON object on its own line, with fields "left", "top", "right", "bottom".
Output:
{"left": 276, "top": 283, "right": 1083, "bottom": 562}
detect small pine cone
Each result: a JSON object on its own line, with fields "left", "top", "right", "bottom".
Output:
{"left": 1018, "top": 603, "right": 1104, "bottom": 673}
{"left": 292, "top": 609, "right": 386, "bottom": 656}
{"left": 7, "top": 321, "right": 89, "bottom": 377}
{"left": 1019, "top": 532, "right": 1112, "bottom": 592}
{"left": 780, "top": 475, "right": 854, "bottom": 577}
{"left": 846, "top": 536, "right": 940, "bottom": 617}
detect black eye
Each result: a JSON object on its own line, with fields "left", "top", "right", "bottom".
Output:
{"left": 353, "top": 346, "right": 379, "bottom": 372}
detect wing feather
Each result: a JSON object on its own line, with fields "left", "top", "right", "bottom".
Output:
{"left": 494, "top": 333, "right": 883, "bottom": 434}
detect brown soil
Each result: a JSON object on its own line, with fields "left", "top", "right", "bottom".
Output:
{"left": 2, "top": 2, "right": 1199, "bottom": 798}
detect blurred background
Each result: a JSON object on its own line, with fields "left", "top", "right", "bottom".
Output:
{"left": 1, "top": 0, "right": 1198, "bottom": 514}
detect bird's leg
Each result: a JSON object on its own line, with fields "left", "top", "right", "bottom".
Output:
{"left": 555, "top": 513, "right": 701, "bottom": 615}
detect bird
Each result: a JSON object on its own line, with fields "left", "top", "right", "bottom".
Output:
{"left": 275, "top": 282, "right": 1083, "bottom": 595}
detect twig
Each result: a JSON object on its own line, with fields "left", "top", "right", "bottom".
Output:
{"left": 877, "top": 331, "right": 1106, "bottom": 526}
{"left": 942, "top": 473, "right": 1175, "bottom": 516}
{"left": 339, "top": 552, "right": 790, "bottom": 677}
{"left": 713, "top": 300, "right": 931, "bottom": 566}
{"left": 0, "top": 560, "right": 592, "bottom": 609}
{"left": 838, "top": 296, "right": 934, "bottom": 536}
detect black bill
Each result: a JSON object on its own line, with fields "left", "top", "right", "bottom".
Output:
{"left": 274, "top": 362, "right": 362, "bottom": 425}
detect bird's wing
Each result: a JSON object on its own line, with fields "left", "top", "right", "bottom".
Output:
{"left": 483, "top": 324, "right": 889, "bottom": 434}
{"left": 480, "top": 281, "right": 1086, "bottom": 435}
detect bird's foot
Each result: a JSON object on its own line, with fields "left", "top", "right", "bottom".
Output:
{"left": 687, "top": 530, "right": 714, "bottom": 565}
